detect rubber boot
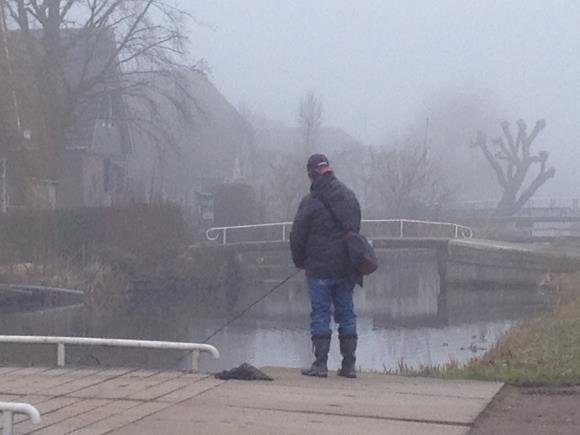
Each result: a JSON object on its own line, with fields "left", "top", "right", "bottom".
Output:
{"left": 337, "top": 334, "right": 357, "bottom": 378}
{"left": 301, "top": 334, "right": 331, "bottom": 377}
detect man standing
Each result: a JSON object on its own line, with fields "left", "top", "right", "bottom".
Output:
{"left": 290, "top": 154, "right": 361, "bottom": 378}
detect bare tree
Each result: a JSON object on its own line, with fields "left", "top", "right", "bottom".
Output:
{"left": 369, "top": 145, "right": 451, "bottom": 219}
{"left": 297, "top": 91, "right": 323, "bottom": 154}
{"left": 472, "top": 119, "right": 555, "bottom": 217}
{"left": 266, "top": 155, "right": 306, "bottom": 221}
{"left": 4, "top": 0, "right": 198, "bottom": 167}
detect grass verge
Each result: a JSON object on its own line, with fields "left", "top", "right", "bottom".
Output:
{"left": 395, "top": 273, "right": 580, "bottom": 385}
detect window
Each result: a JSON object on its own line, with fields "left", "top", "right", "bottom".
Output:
{"left": 104, "top": 158, "right": 125, "bottom": 193}
{"left": 98, "top": 94, "right": 114, "bottom": 128}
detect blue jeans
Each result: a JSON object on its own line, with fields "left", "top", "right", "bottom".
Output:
{"left": 307, "top": 277, "right": 357, "bottom": 336}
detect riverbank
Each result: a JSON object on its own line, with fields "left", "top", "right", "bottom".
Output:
{"left": 395, "top": 272, "right": 580, "bottom": 384}
{"left": 391, "top": 273, "right": 580, "bottom": 434}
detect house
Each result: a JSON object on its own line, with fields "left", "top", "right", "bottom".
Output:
{"left": 2, "top": 24, "right": 253, "bottom": 217}
{"left": 0, "top": 26, "right": 131, "bottom": 210}
{"left": 0, "top": 21, "right": 57, "bottom": 210}
{"left": 57, "top": 30, "right": 132, "bottom": 208}
{"left": 58, "top": 88, "right": 132, "bottom": 208}
{"left": 126, "top": 69, "right": 255, "bottom": 222}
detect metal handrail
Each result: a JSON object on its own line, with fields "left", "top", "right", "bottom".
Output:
{"left": 363, "top": 219, "right": 473, "bottom": 238}
{"left": 206, "top": 222, "right": 293, "bottom": 245}
{"left": 0, "top": 336, "right": 220, "bottom": 373}
{"left": 206, "top": 219, "right": 473, "bottom": 245}
{"left": 0, "top": 402, "right": 41, "bottom": 435}
{"left": 0, "top": 284, "right": 83, "bottom": 295}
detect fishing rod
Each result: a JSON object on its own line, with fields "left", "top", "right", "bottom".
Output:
{"left": 202, "top": 270, "right": 300, "bottom": 344}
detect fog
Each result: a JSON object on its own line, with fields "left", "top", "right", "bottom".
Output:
{"left": 190, "top": 0, "right": 580, "bottom": 197}
{"left": 3, "top": 4, "right": 580, "bottom": 421}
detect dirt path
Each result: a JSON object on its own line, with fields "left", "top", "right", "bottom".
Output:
{"left": 469, "top": 384, "right": 580, "bottom": 435}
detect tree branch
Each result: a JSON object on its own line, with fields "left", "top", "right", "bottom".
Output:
{"left": 473, "top": 131, "right": 508, "bottom": 189}
{"left": 501, "top": 120, "right": 518, "bottom": 157}
{"left": 514, "top": 166, "right": 556, "bottom": 210}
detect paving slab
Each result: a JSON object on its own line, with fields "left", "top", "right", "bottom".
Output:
{"left": 0, "top": 368, "right": 82, "bottom": 395}
{"left": 30, "top": 400, "right": 140, "bottom": 435}
{"left": 0, "top": 366, "right": 502, "bottom": 434}
{"left": 39, "top": 369, "right": 136, "bottom": 396}
{"left": 127, "top": 374, "right": 211, "bottom": 401}
{"left": 108, "top": 368, "right": 500, "bottom": 435}
{"left": 111, "top": 403, "right": 470, "bottom": 435}
{"left": 154, "top": 377, "right": 224, "bottom": 403}
{"left": 0, "top": 366, "right": 27, "bottom": 375}
{"left": 185, "top": 368, "right": 500, "bottom": 426}
{"left": 68, "top": 402, "right": 172, "bottom": 435}
{"left": 17, "top": 398, "right": 109, "bottom": 433}
{"left": 68, "top": 372, "right": 180, "bottom": 400}
{"left": 264, "top": 367, "right": 503, "bottom": 400}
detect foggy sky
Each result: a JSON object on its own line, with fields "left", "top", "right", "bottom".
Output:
{"left": 187, "top": 0, "right": 580, "bottom": 197}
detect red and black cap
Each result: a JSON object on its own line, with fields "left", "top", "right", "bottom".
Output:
{"left": 306, "top": 154, "right": 332, "bottom": 174}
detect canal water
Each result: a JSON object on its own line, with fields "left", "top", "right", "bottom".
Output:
{"left": 0, "top": 251, "right": 546, "bottom": 374}
{"left": 188, "top": 317, "right": 514, "bottom": 373}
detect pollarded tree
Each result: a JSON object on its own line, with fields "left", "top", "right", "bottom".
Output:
{"left": 472, "top": 119, "right": 555, "bottom": 217}
{"left": 267, "top": 155, "right": 307, "bottom": 221}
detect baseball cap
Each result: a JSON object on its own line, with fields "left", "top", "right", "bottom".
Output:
{"left": 306, "top": 154, "right": 331, "bottom": 173}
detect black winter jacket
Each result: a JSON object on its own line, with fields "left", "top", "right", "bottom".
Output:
{"left": 290, "top": 172, "right": 361, "bottom": 280}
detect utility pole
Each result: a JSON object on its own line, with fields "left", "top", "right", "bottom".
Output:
{"left": 423, "top": 116, "right": 430, "bottom": 151}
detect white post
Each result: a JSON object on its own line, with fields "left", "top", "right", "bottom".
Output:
{"left": 454, "top": 225, "right": 459, "bottom": 239}
{"left": 190, "top": 350, "right": 200, "bottom": 373}
{"left": 223, "top": 228, "right": 227, "bottom": 245}
{"left": 57, "top": 343, "right": 65, "bottom": 367}
{"left": 400, "top": 221, "right": 404, "bottom": 237}
{"left": 3, "top": 410, "right": 13, "bottom": 435}
{"left": 0, "top": 159, "right": 6, "bottom": 213}
{"left": 282, "top": 224, "right": 286, "bottom": 241}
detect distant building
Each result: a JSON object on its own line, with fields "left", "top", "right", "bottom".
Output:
{"left": 246, "top": 120, "right": 368, "bottom": 221}
{"left": 0, "top": 27, "right": 131, "bottom": 210}
{"left": 2, "top": 26, "right": 253, "bottom": 216}
{"left": 57, "top": 30, "right": 132, "bottom": 208}
{"left": 58, "top": 88, "right": 132, "bottom": 208}
{"left": 126, "top": 69, "right": 255, "bottom": 222}
{"left": 0, "top": 21, "right": 57, "bottom": 210}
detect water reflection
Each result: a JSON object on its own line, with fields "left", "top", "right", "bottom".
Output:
{"left": 0, "top": 295, "right": 516, "bottom": 373}
{"left": 0, "top": 248, "right": 544, "bottom": 373}
{"left": 193, "top": 317, "right": 512, "bottom": 373}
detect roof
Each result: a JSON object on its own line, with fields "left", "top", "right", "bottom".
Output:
{"left": 126, "top": 69, "right": 252, "bottom": 195}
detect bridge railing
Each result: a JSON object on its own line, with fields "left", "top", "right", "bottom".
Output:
{"left": 0, "top": 336, "right": 220, "bottom": 373}
{"left": 496, "top": 216, "right": 580, "bottom": 239}
{"left": 362, "top": 219, "right": 473, "bottom": 239}
{"left": 206, "top": 219, "right": 473, "bottom": 245}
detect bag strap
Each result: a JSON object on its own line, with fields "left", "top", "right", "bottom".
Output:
{"left": 314, "top": 194, "right": 347, "bottom": 234}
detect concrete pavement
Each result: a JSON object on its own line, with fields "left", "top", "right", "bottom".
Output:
{"left": 0, "top": 366, "right": 503, "bottom": 434}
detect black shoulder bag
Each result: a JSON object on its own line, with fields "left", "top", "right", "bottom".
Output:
{"left": 316, "top": 196, "right": 378, "bottom": 277}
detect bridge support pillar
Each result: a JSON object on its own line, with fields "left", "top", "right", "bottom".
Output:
{"left": 436, "top": 246, "right": 449, "bottom": 326}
